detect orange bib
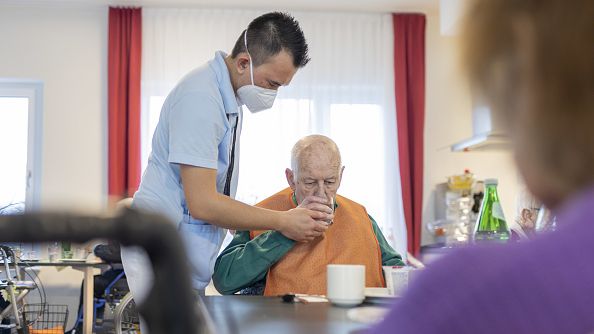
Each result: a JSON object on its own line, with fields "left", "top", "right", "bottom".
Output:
{"left": 251, "top": 188, "right": 385, "bottom": 296}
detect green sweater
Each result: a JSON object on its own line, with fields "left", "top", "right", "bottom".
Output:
{"left": 213, "top": 211, "right": 405, "bottom": 295}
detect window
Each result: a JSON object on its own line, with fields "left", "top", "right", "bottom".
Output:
{"left": 235, "top": 99, "right": 313, "bottom": 204}
{"left": 142, "top": 97, "right": 314, "bottom": 202}
{"left": 142, "top": 96, "right": 398, "bottom": 247}
{"left": 329, "top": 104, "right": 387, "bottom": 228}
{"left": 0, "top": 80, "right": 43, "bottom": 214}
{"left": 141, "top": 95, "right": 166, "bottom": 172}
{"left": 0, "top": 97, "right": 28, "bottom": 213}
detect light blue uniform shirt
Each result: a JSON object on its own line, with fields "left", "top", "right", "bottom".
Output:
{"left": 128, "top": 51, "right": 242, "bottom": 290}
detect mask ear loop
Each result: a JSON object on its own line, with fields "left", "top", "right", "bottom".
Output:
{"left": 243, "top": 29, "right": 255, "bottom": 85}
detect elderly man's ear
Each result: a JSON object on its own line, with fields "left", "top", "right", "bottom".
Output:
{"left": 285, "top": 168, "right": 297, "bottom": 190}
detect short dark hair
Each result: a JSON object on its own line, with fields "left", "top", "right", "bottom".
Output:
{"left": 231, "top": 12, "right": 310, "bottom": 68}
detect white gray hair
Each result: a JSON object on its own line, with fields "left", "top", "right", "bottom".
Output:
{"left": 290, "top": 135, "right": 341, "bottom": 177}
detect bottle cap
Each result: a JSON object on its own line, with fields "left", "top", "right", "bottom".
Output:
{"left": 484, "top": 178, "right": 498, "bottom": 185}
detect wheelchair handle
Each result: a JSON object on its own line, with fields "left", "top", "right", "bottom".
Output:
{"left": 0, "top": 208, "right": 201, "bottom": 334}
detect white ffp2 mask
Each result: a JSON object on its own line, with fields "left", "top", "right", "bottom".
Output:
{"left": 236, "top": 30, "right": 278, "bottom": 113}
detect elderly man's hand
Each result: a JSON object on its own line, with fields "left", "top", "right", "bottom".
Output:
{"left": 279, "top": 207, "right": 332, "bottom": 242}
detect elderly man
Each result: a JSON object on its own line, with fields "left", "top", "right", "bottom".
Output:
{"left": 213, "top": 135, "right": 404, "bottom": 295}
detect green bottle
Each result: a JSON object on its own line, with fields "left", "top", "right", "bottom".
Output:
{"left": 472, "top": 178, "right": 510, "bottom": 243}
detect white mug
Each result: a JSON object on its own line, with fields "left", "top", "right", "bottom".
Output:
{"left": 327, "top": 264, "right": 365, "bottom": 306}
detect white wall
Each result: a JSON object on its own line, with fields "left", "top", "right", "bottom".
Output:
{"left": 0, "top": 4, "right": 108, "bottom": 327}
{"left": 0, "top": 4, "right": 108, "bottom": 213}
{"left": 422, "top": 10, "right": 519, "bottom": 245}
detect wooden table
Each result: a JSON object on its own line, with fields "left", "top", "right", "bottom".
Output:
{"left": 19, "top": 260, "right": 109, "bottom": 334}
{"left": 201, "top": 295, "right": 387, "bottom": 334}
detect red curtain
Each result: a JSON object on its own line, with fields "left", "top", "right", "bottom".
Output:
{"left": 393, "top": 14, "right": 426, "bottom": 257}
{"left": 108, "top": 7, "right": 142, "bottom": 199}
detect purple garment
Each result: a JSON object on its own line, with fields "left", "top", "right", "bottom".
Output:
{"left": 370, "top": 187, "right": 594, "bottom": 334}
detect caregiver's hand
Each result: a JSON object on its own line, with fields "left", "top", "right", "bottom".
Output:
{"left": 279, "top": 207, "right": 331, "bottom": 242}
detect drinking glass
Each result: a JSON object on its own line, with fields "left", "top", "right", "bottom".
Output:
{"left": 326, "top": 197, "right": 335, "bottom": 225}
{"left": 61, "top": 242, "right": 73, "bottom": 259}
{"left": 48, "top": 242, "right": 60, "bottom": 262}
{"left": 535, "top": 205, "right": 557, "bottom": 233}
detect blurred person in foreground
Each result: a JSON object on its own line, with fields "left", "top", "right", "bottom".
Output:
{"left": 371, "top": 0, "right": 594, "bottom": 333}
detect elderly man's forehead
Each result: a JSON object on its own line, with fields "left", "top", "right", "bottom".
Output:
{"left": 300, "top": 159, "right": 341, "bottom": 172}
{"left": 298, "top": 144, "right": 340, "bottom": 164}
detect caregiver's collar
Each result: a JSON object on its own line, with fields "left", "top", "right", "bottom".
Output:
{"left": 210, "top": 51, "right": 239, "bottom": 114}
